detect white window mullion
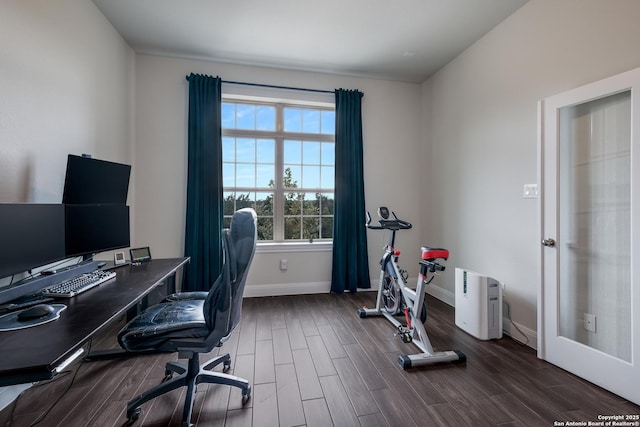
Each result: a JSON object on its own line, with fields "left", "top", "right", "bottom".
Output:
{"left": 274, "top": 138, "right": 284, "bottom": 241}
{"left": 273, "top": 104, "right": 285, "bottom": 240}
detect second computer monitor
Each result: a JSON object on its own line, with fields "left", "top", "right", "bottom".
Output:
{"left": 65, "top": 204, "right": 130, "bottom": 258}
{"left": 62, "top": 154, "right": 131, "bottom": 205}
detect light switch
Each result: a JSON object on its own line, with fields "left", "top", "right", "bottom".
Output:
{"left": 523, "top": 184, "right": 538, "bottom": 199}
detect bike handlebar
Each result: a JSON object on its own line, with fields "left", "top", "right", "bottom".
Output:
{"left": 365, "top": 209, "right": 412, "bottom": 231}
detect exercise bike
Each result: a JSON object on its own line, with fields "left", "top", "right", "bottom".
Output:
{"left": 358, "top": 207, "right": 466, "bottom": 369}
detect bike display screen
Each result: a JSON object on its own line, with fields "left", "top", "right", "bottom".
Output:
{"left": 378, "top": 206, "right": 390, "bottom": 219}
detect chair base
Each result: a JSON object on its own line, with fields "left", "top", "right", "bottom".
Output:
{"left": 165, "top": 352, "right": 231, "bottom": 379}
{"left": 126, "top": 353, "right": 250, "bottom": 426}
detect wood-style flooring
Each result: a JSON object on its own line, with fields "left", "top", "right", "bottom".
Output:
{"left": 0, "top": 292, "right": 637, "bottom": 426}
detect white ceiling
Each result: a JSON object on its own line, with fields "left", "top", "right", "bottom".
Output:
{"left": 92, "top": 0, "right": 528, "bottom": 83}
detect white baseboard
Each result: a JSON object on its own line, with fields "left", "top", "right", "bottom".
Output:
{"left": 424, "top": 282, "right": 455, "bottom": 306}
{"left": 244, "top": 280, "right": 382, "bottom": 298}
{"left": 244, "top": 281, "right": 330, "bottom": 298}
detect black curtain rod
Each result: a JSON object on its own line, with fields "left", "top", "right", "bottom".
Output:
{"left": 224, "top": 80, "right": 334, "bottom": 94}
{"left": 185, "top": 75, "right": 334, "bottom": 94}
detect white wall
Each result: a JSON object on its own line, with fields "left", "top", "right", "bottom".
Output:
{"left": 0, "top": 0, "right": 135, "bottom": 283}
{"left": 133, "top": 54, "right": 422, "bottom": 294}
{"left": 0, "top": 0, "right": 134, "bottom": 202}
{"left": 422, "top": 0, "right": 640, "bottom": 344}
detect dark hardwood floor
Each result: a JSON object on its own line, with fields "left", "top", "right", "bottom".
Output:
{"left": 0, "top": 292, "right": 637, "bottom": 426}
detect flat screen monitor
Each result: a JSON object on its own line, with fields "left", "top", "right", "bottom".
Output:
{"left": 62, "top": 154, "right": 131, "bottom": 205}
{"left": 65, "top": 204, "right": 130, "bottom": 257}
{"left": 0, "top": 204, "right": 66, "bottom": 279}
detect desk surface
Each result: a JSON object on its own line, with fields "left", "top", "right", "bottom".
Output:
{"left": 0, "top": 257, "right": 189, "bottom": 385}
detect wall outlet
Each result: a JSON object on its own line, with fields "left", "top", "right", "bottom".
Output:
{"left": 584, "top": 313, "right": 596, "bottom": 333}
{"left": 280, "top": 259, "right": 288, "bottom": 271}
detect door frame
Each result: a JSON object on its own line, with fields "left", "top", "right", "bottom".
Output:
{"left": 537, "top": 67, "right": 640, "bottom": 404}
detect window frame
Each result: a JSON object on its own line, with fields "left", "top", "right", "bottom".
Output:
{"left": 222, "top": 95, "right": 335, "bottom": 244}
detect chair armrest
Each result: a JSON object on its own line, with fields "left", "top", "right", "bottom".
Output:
{"left": 164, "top": 291, "right": 209, "bottom": 302}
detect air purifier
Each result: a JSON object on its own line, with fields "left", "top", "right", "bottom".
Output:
{"left": 455, "top": 268, "right": 502, "bottom": 340}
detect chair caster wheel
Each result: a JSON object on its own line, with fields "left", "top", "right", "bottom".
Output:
{"left": 127, "top": 407, "right": 141, "bottom": 422}
{"left": 223, "top": 360, "right": 231, "bottom": 372}
{"left": 163, "top": 371, "right": 173, "bottom": 381}
{"left": 242, "top": 386, "right": 251, "bottom": 405}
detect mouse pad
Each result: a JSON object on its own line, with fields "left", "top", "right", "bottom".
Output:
{"left": 0, "top": 304, "right": 66, "bottom": 332}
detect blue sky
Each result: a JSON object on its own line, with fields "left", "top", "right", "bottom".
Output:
{"left": 222, "top": 103, "right": 335, "bottom": 190}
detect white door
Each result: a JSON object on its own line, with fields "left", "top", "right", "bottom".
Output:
{"left": 539, "top": 67, "right": 640, "bottom": 405}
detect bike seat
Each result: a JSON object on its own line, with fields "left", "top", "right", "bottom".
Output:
{"left": 421, "top": 247, "right": 449, "bottom": 261}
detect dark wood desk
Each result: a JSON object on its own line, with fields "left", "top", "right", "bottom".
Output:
{"left": 0, "top": 257, "right": 189, "bottom": 386}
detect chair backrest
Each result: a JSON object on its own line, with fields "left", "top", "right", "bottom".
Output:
{"left": 226, "top": 208, "right": 257, "bottom": 328}
{"left": 203, "top": 208, "right": 257, "bottom": 336}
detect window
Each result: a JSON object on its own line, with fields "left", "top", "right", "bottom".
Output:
{"left": 222, "top": 98, "right": 335, "bottom": 242}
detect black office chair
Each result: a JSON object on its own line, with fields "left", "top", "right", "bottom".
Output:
{"left": 117, "top": 208, "right": 257, "bottom": 427}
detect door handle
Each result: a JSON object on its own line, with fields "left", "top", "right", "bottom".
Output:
{"left": 542, "top": 238, "right": 556, "bottom": 247}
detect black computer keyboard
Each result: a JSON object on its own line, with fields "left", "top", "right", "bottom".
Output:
{"left": 42, "top": 270, "right": 116, "bottom": 298}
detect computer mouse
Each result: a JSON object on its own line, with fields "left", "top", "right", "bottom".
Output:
{"left": 17, "top": 304, "right": 55, "bottom": 321}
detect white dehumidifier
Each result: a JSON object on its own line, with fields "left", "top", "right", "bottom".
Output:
{"left": 455, "top": 268, "right": 503, "bottom": 340}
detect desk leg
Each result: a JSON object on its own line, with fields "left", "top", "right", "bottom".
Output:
{"left": 166, "top": 272, "right": 177, "bottom": 295}
{"left": 126, "top": 303, "right": 140, "bottom": 322}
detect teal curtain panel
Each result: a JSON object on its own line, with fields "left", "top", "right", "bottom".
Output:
{"left": 184, "top": 73, "right": 223, "bottom": 291}
{"left": 331, "top": 89, "right": 370, "bottom": 293}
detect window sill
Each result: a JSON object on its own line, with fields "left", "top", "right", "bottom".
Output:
{"left": 256, "top": 241, "right": 333, "bottom": 254}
